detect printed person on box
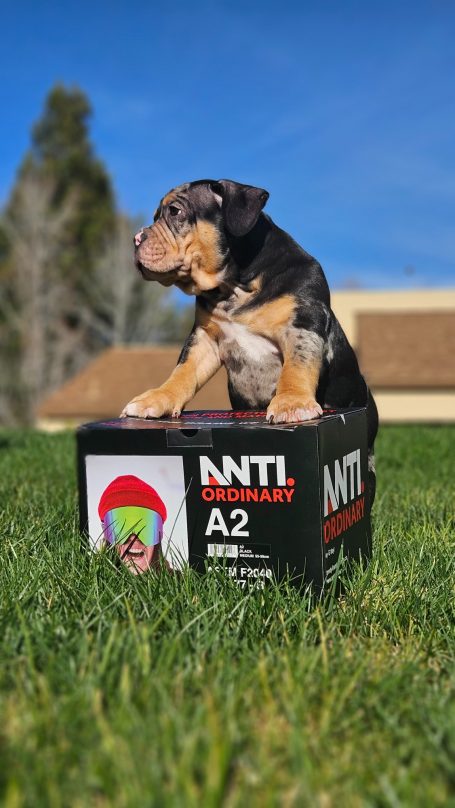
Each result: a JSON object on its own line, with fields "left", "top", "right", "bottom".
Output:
{"left": 98, "top": 475, "right": 167, "bottom": 574}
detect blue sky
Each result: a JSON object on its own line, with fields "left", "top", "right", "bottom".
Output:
{"left": 1, "top": 0, "right": 454, "bottom": 289}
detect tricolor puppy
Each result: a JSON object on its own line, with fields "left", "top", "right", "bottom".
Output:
{"left": 122, "top": 179, "right": 378, "bottom": 503}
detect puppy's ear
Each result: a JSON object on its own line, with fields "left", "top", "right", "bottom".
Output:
{"left": 210, "top": 179, "right": 269, "bottom": 237}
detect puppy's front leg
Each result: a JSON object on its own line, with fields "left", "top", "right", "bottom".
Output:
{"left": 121, "top": 327, "right": 220, "bottom": 419}
{"left": 266, "top": 329, "right": 324, "bottom": 424}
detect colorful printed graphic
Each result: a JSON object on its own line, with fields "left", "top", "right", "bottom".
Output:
{"left": 98, "top": 475, "right": 167, "bottom": 574}
{"left": 86, "top": 455, "right": 189, "bottom": 570}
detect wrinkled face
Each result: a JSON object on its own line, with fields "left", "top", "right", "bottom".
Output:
{"left": 134, "top": 181, "right": 225, "bottom": 295}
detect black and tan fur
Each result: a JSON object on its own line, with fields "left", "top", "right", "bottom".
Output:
{"left": 122, "top": 179, "right": 378, "bottom": 503}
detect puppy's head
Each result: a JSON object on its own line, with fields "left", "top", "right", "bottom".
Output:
{"left": 134, "top": 179, "right": 269, "bottom": 295}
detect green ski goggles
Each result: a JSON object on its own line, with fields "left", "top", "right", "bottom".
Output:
{"left": 102, "top": 506, "right": 163, "bottom": 547}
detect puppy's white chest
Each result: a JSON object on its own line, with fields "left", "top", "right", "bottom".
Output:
{"left": 218, "top": 319, "right": 280, "bottom": 361}
{"left": 216, "top": 315, "right": 283, "bottom": 407}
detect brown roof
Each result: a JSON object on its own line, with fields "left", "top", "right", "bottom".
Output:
{"left": 357, "top": 311, "right": 455, "bottom": 388}
{"left": 38, "top": 345, "right": 231, "bottom": 419}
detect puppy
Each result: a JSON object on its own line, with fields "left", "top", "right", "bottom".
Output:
{"left": 122, "top": 180, "right": 378, "bottom": 503}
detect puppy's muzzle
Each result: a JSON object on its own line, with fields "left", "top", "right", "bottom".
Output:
{"left": 134, "top": 229, "right": 147, "bottom": 248}
{"left": 134, "top": 226, "right": 168, "bottom": 270}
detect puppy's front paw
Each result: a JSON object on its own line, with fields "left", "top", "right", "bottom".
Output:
{"left": 266, "top": 394, "right": 323, "bottom": 424}
{"left": 120, "top": 389, "right": 182, "bottom": 419}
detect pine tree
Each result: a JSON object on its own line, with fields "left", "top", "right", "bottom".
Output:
{"left": 0, "top": 84, "right": 192, "bottom": 425}
{"left": 17, "top": 84, "right": 116, "bottom": 280}
{"left": 0, "top": 85, "right": 116, "bottom": 422}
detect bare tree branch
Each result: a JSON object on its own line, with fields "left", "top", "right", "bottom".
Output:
{"left": 0, "top": 174, "right": 79, "bottom": 423}
{"left": 85, "top": 213, "right": 187, "bottom": 346}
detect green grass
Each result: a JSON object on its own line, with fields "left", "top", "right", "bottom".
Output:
{"left": 0, "top": 426, "right": 454, "bottom": 807}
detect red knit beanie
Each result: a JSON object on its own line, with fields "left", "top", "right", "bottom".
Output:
{"left": 98, "top": 475, "right": 167, "bottom": 522}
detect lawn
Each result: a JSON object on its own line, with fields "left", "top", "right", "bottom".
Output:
{"left": 0, "top": 425, "right": 454, "bottom": 807}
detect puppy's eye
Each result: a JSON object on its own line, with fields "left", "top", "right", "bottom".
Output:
{"left": 168, "top": 205, "right": 182, "bottom": 217}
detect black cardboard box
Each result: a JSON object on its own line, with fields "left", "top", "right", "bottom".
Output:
{"left": 77, "top": 408, "right": 371, "bottom": 589}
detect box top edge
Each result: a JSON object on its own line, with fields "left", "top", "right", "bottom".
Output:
{"left": 77, "top": 408, "right": 366, "bottom": 433}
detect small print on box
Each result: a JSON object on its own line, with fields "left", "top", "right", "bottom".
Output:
{"left": 85, "top": 455, "right": 188, "bottom": 573}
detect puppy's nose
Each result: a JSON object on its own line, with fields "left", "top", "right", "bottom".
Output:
{"left": 134, "top": 229, "right": 147, "bottom": 248}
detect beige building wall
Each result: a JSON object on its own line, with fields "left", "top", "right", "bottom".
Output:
{"left": 331, "top": 289, "right": 455, "bottom": 345}
{"left": 373, "top": 391, "right": 455, "bottom": 423}
{"left": 331, "top": 289, "right": 455, "bottom": 423}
